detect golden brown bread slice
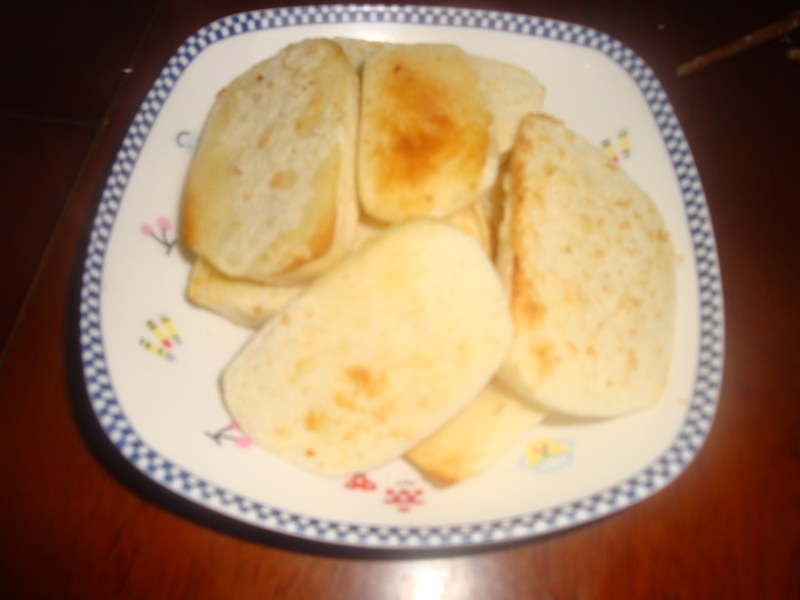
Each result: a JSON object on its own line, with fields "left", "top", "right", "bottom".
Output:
{"left": 496, "top": 113, "right": 676, "bottom": 417}
{"left": 182, "top": 39, "right": 360, "bottom": 284}
{"left": 337, "top": 38, "right": 545, "bottom": 157}
{"left": 223, "top": 220, "right": 514, "bottom": 477}
{"left": 405, "top": 379, "right": 546, "bottom": 485}
{"left": 358, "top": 43, "right": 499, "bottom": 223}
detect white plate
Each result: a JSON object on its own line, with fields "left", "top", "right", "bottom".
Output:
{"left": 79, "top": 4, "right": 724, "bottom": 550}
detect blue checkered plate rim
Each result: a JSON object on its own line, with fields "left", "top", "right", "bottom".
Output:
{"left": 79, "top": 4, "right": 724, "bottom": 550}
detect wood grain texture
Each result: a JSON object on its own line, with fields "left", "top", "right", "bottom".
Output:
{"left": 0, "top": 1, "right": 797, "bottom": 598}
{"left": 0, "top": 1, "right": 160, "bottom": 121}
{"left": 0, "top": 118, "right": 95, "bottom": 356}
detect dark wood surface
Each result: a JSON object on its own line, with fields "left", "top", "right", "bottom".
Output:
{"left": 1, "top": 1, "right": 798, "bottom": 597}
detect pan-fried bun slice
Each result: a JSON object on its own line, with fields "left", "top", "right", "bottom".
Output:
{"left": 223, "top": 220, "right": 514, "bottom": 477}
{"left": 405, "top": 379, "right": 546, "bottom": 486}
{"left": 187, "top": 259, "right": 303, "bottom": 328}
{"left": 358, "top": 44, "right": 498, "bottom": 223}
{"left": 182, "top": 39, "right": 359, "bottom": 284}
{"left": 496, "top": 113, "right": 676, "bottom": 418}
{"left": 337, "top": 38, "right": 544, "bottom": 158}
{"left": 187, "top": 219, "right": 390, "bottom": 329}
{"left": 470, "top": 56, "right": 546, "bottom": 156}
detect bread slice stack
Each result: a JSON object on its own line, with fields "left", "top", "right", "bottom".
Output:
{"left": 223, "top": 221, "right": 514, "bottom": 477}
{"left": 357, "top": 43, "right": 499, "bottom": 223}
{"left": 184, "top": 38, "right": 545, "bottom": 322}
{"left": 180, "top": 37, "right": 676, "bottom": 485}
{"left": 182, "top": 39, "right": 360, "bottom": 285}
{"left": 405, "top": 380, "right": 546, "bottom": 485}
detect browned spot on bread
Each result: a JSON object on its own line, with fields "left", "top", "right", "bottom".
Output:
{"left": 269, "top": 170, "right": 297, "bottom": 189}
{"left": 334, "top": 392, "right": 359, "bottom": 412}
{"left": 304, "top": 408, "right": 326, "bottom": 432}
{"left": 649, "top": 227, "right": 669, "bottom": 243}
{"left": 627, "top": 348, "right": 639, "bottom": 373}
{"left": 510, "top": 256, "right": 546, "bottom": 327}
{"left": 532, "top": 342, "right": 560, "bottom": 379}
{"left": 345, "top": 365, "right": 386, "bottom": 397}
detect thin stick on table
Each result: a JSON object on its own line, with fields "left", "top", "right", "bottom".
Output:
{"left": 677, "top": 11, "right": 800, "bottom": 76}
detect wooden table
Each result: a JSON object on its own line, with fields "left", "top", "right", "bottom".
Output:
{"left": 1, "top": 1, "right": 798, "bottom": 597}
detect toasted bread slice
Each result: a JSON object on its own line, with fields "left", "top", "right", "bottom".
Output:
{"left": 358, "top": 43, "right": 499, "bottom": 223}
{"left": 496, "top": 113, "right": 676, "bottom": 417}
{"left": 187, "top": 259, "right": 303, "bottom": 328}
{"left": 405, "top": 379, "right": 546, "bottom": 485}
{"left": 223, "top": 220, "right": 514, "bottom": 477}
{"left": 182, "top": 39, "right": 359, "bottom": 284}
{"left": 340, "top": 38, "right": 545, "bottom": 156}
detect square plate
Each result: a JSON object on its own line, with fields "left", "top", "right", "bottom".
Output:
{"left": 79, "top": 4, "right": 724, "bottom": 550}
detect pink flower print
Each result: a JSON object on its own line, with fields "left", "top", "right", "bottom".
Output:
{"left": 383, "top": 481, "right": 424, "bottom": 512}
{"left": 345, "top": 473, "right": 377, "bottom": 491}
{"left": 230, "top": 422, "right": 252, "bottom": 448}
{"left": 141, "top": 216, "right": 177, "bottom": 254}
{"left": 206, "top": 421, "right": 252, "bottom": 449}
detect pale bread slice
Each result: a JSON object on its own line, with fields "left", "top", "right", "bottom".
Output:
{"left": 187, "top": 259, "right": 303, "bottom": 328}
{"left": 405, "top": 379, "right": 546, "bottom": 485}
{"left": 496, "top": 113, "right": 676, "bottom": 417}
{"left": 470, "top": 56, "right": 546, "bottom": 156}
{"left": 182, "top": 39, "right": 359, "bottom": 284}
{"left": 223, "top": 220, "right": 514, "bottom": 477}
{"left": 187, "top": 220, "right": 383, "bottom": 328}
{"left": 358, "top": 43, "right": 499, "bottom": 223}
